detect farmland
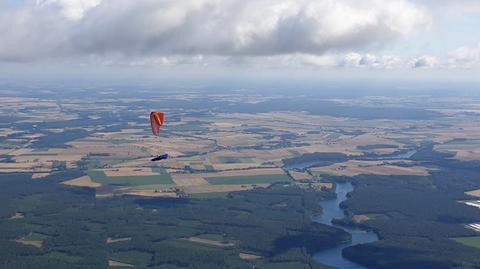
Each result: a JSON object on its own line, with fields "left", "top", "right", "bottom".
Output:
{"left": 2, "top": 86, "right": 480, "bottom": 268}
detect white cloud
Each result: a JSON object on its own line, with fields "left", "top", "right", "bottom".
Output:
{"left": 412, "top": 55, "right": 439, "bottom": 68}
{"left": 36, "top": 0, "right": 102, "bottom": 20}
{"left": 0, "top": 0, "right": 430, "bottom": 62}
{"left": 449, "top": 43, "right": 480, "bottom": 68}
{"left": 295, "top": 53, "right": 403, "bottom": 69}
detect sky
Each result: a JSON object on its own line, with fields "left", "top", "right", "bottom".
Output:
{"left": 1, "top": 0, "right": 480, "bottom": 82}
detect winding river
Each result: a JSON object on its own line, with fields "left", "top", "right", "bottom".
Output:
{"left": 313, "top": 182, "right": 378, "bottom": 269}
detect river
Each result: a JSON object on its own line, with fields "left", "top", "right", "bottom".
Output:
{"left": 313, "top": 182, "right": 378, "bottom": 269}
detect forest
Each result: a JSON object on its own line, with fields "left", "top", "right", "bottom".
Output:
{"left": 339, "top": 147, "right": 480, "bottom": 269}
{"left": 0, "top": 171, "right": 347, "bottom": 269}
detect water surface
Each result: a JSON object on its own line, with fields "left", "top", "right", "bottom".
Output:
{"left": 313, "top": 182, "right": 378, "bottom": 269}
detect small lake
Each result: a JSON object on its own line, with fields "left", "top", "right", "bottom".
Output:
{"left": 313, "top": 182, "right": 378, "bottom": 269}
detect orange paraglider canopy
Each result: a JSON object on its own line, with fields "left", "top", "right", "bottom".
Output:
{"left": 150, "top": 112, "right": 164, "bottom": 136}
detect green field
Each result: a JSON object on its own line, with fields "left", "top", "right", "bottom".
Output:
{"left": 87, "top": 170, "right": 174, "bottom": 186}
{"left": 196, "top": 233, "right": 225, "bottom": 241}
{"left": 189, "top": 192, "right": 229, "bottom": 199}
{"left": 110, "top": 250, "right": 152, "bottom": 267}
{"left": 206, "top": 174, "right": 291, "bottom": 185}
{"left": 25, "top": 232, "right": 49, "bottom": 241}
{"left": 46, "top": 251, "right": 82, "bottom": 263}
{"left": 453, "top": 236, "right": 480, "bottom": 249}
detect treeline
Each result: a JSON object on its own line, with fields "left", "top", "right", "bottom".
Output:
{"left": 0, "top": 171, "right": 342, "bottom": 269}
{"left": 335, "top": 146, "right": 480, "bottom": 269}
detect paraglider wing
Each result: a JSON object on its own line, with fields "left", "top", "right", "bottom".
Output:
{"left": 150, "top": 112, "right": 164, "bottom": 136}
{"left": 151, "top": 154, "right": 169, "bottom": 162}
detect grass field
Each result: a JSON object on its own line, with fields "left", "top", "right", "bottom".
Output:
{"left": 196, "top": 234, "right": 225, "bottom": 241}
{"left": 206, "top": 174, "right": 291, "bottom": 185}
{"left": 25, "top": 232, "right": 49, "bottom": 241}
{"left": 46, "top": 251, "right": 82, "bottom": 263}
{"left": 453, "top": 236, "right": 480, "bottom": 249}
{"left": 110, "top": 250, "right": 152, "bottom": 267}
{"left": 87, "top": 170, "right": 174, "bottom": 186}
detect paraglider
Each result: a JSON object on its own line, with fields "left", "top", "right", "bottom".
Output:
{"left": 150, "top": 111, "right": 164, "bottom": 136}
{"left": 150, "top": 111, "right": 168, "bottom": 162}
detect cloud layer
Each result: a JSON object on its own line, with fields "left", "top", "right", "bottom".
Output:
{"left": 1, "top": 0, "right": 430, "bottom": 62}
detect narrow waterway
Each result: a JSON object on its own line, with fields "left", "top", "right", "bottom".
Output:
{"left": 313, "top": 182, "right": 378, "bottom": 269}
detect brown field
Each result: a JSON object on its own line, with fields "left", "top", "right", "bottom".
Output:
{"left": 62, "top": 176, "right": 102, "bottom": 188}
{"left": 204, "top": 168, "right": 285, "bottom": 177}
{"left": 294, "top": 144, "right": 363, "bottom": 156}
{"left": 289, "top": 171, "right": 313, "bottom": 181}
{"left": 171, "top": 174, "right": 209, "bottom": 186}
{"left": 106, "top": 237, "right": 132, "bottom": 244}
{"left": 310, "top": 160, "right": 430, "bottom": 177}
{"left": 0, "top": 162, "right": 40, "bottom": 169}
{"left": 466, "top": 189, "right": 480, "bottom": 198}
{"left": 211, "top": 163, "right": 267, "bottom": 170}
{"left": 435, "top": 142, "right": 480, "bottom": 161}
{"left": 31, "top": 173, "right": 51, "bottom": 179}
{"left": 14, "top": 238, "right": 43, "bottom": 248}
{"left": 183, "top": 184, "right": 269, "bottom": 194}
{"left": 122, "top": 190, "right": 178, "bottom": 198}
{"left": 239, "top": 253, "right": 263, "bottom": 261}
{"left": 353, "top": 215, "right": 371, "bottom": 223}
{"left": 186, "top": 237, "right": 235, "bottom": 247}
{"left": 454, "top": 150, "right": 480, "bottom": 161}
{"left": 205, "top": 132, "right": 262, "bottom": 148}
{"left": 237, "top": 148, "right": 295, "bottom": 161}
{"left": 7, "top": 148, "right": 33, "bottom": 156}
{"left": 108, "top": 260, "right": 135, "bottom": 268}
{"left": 172, "top": 168, "right": 285, "bottom": 182}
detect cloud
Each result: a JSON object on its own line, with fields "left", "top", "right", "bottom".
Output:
{"left": 36, "top": 0, "right": 102, "bottom": 20}
{"left": 419, "top": 0, "right": 480, "bottom": 16}
{"left": 412, "top": 55, "right": 439, "bottom": 68}
{"left": 448, "top": 43, "right": 480, "bottom": 68}
{"left": 0, "top": 0, "right": 430, "bottom": 62}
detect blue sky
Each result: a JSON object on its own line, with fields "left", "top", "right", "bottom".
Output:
{"left": 0, "top": 0, "right": 479, "bottom": 81}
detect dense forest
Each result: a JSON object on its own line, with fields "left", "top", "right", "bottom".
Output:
{"left": 0, "top": 172, "right": 347, "bottom": 269}
{"left": 339, "top": 147, "right": 480, "bottom": 269}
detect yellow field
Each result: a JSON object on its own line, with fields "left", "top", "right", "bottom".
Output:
{"left": 32, "top": 173, "right": 51, "bottom": 179}
{"left": 289, "top": 171, "right": 313, "bottom": 181}
{"left": 183, "top": 184, "right": 270, "bottom": 194}
{"left": 108, "top": 260, "right": 134, "bottom": 268}
{"left": 62, "top": 176, "right": 102, "bottom": 188}
{"left": 171, "top": 175, "right": 209, "bottom": 186}
{"left": 123, "top": 190, "right": 178, "bottom": 198}
{"left": 466, "top": 189, "right": 480, "bottom": 198}
{"left": 239, "top": 253, "right": 263, "bottom": 261}
{"left": 13, "top": 238, "right": 43, "bottom": 248}
{"left": 353, "top": 215, "right": 371, "bottom": 223}
{"left": 310, "top": 160, "right": 430, "bottom": 177}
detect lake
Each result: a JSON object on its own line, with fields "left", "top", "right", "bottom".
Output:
{"left": 313, "top": 182, "right": 378, "bottom": 269}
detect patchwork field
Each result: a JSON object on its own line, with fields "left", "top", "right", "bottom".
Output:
{"left": 2, "top": 92, "right": 478, "bottom": 203}
{"left": 310, "top": 160, "right": 431, "bottom": 177}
